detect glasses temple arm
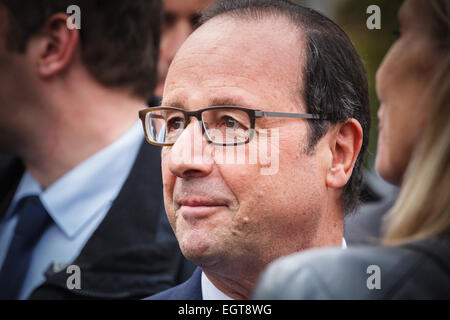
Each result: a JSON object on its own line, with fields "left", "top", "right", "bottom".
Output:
{"left": 254, "top": 110, "right": 325, "bottom": 120}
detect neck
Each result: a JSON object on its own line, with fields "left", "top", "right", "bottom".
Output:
{"left": 17, "top": 82, "right": 145, "bottom": 189}
{"left": 313, "top": 191, "right": 344, "bottom": 247}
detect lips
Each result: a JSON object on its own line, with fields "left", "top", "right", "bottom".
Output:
{"left": 177, "top": 197, "right": 228, "bottom": 219}
{"left": 180, "top": 198, "right": 224, "bottom": 207}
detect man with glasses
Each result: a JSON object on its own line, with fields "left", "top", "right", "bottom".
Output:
{"left": 146, "top": 0, "right": 370, "bottom": 300}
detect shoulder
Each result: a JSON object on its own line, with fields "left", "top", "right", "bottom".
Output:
{"left": 146, "top": 268, "right": 203, "bottom": 300}
{"left": 254, "top": 240, "right": 450, "bottom": 299}
{"left": 254, "top": 245, "right": 401, "bottom": 299}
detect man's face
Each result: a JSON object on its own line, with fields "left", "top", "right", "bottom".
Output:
{"left": 0, "top": 7, "right": 40, "bottom": 151}
{"left": 161, "top": 17, "right": 333, "bottom": 273}
{"left": 155, "top": 0, "right": 215, "bottom": 97}
{"left": 0, "top": 9, "right": 25, "bottom": 149}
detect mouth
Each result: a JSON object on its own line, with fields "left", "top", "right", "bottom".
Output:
{"left": 177, "top": 198, "right": 228, "bottom": 219}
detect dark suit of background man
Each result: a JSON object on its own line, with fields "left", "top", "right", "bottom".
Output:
{"left": 0, "top": 0, "right": 193, "bottom": 299}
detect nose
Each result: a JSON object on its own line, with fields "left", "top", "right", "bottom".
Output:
{"left": 375, "top": 55, "right": 388, "bottom": 104}
{"left": 166, "top": 118, "right": 214, "bottom": 179}
{"left": 375, "top": 69, "right": 382, "bottom": 101}
{"left": 375, "top": 67, "right": 384, "bottom": 122}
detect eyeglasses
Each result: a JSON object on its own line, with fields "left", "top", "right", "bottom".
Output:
{"left": 138, "top": 106, "right": 327, "bottom": 146}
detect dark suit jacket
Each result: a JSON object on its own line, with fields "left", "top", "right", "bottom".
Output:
{"left": 0, "top": 141, "right": 195, "bottom": 299}
{"left": 254, "top": 236, "right": 450, "bottom": 299}
{"left": 147, "top": 267, "right": 203, "bottom": 300}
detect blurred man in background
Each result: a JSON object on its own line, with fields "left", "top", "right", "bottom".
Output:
{"left": 0, "top": 0, "right": 193, "bottom": 299}
{"left": 152, "top": 0, "right": 215, "bottom": 104}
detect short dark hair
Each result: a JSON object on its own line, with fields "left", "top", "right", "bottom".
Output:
{"left": 201, "top": 0, "right": 370, "bottom": 214}
{"left": 0, "top": 0, "right": 162, "bottom": 100}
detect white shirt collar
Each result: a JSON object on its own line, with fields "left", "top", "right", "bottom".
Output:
{"left": 201, "top": 272, "right": 233, "bottom": 300}
{"left": 7, "top": 121, "right": 143, "bottom": 239}
{"left": 201, "top": 237, "right": 347, "bottom": 299}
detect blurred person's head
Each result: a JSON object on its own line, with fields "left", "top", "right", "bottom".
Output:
{"left": 0, "top": 0, "right": 162, "bottom": 187}
{"left": 154, "top": 0, "right": 215, "bottom": 98}
{"left": 149, "top": 0, "right": 369, "bottom": 299}
{"left": 382, "top": 2, "right": 450, "bottom": 245}
{"left": 376, "top": 0, "right": 450, "bottom": 185}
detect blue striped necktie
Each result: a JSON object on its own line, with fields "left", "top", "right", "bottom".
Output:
{"left": 0, "top": 195, "right": 52, "bottom": 299}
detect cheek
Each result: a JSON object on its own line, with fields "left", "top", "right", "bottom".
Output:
{"left": 218, "top": 131, "right": 323, "bottom": 220}
{"left": 376, "top": 112, "right": 397, "bottom": 182}
{"left": 161, "top": 149, "right": 176, "bottom": 212}
{"left": 161, "top": 148, "right": 171, "bottom": 187}
{"left": 376, "top": 104, "right": 422, "bottom": 184}
{"left": 222, "top": 153, "right": 325, "bottom": 256}
{"left": 214, "top": 162, "right": 260, "bottom": 213}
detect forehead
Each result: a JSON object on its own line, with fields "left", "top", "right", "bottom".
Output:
{"left": 164, "top": 16, "right": 305, "bottom": 111}
{"left": 164, "top": 0, "right": 214, "bottom": 16}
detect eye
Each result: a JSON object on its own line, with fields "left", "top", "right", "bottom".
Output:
{"left": 221, "top": 116, "right": 245, "bottom": 130}
{"left": 163, "top": 12, "right": 176, "bottom": 30}
{"left": 167, "top": 117, "right": 184, "bottom": 131}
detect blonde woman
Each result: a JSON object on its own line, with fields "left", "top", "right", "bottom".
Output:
{"left": 254, "top": 0, "right": 450, "bottom": 299}
{"left": 382, "top": 56, "right": 450, "bottom": 247}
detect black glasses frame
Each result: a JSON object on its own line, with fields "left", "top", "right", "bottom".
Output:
{"left": 139, "top": 106, "right": 327, "bottom": 147}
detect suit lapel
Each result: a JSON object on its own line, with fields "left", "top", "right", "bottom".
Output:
{"left": 71, "top": 140, "right": 163, "bottom": 264}
{"left": 169, "top": 268, "right": 203, "bottom": 300}
{"left": 182, "top": 268, "right": 203, "bottom": 300}
{"left": 38, "top": 140, "right": 166, "bottom": 295}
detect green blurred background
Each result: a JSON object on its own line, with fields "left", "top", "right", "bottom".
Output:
{"left": 293, "top": 0, "right": 403, "bottom": 169}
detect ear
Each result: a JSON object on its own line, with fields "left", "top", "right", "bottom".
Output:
{"left": 35, "top": 13, "right": 80, "bottom": 78}
{"left": 326, "top": 118, "right": 363, "bottom": 189}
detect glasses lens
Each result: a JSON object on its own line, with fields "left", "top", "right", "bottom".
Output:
{"left": 145, "top": 108, "right": 185, "bottom": 144}
{"left": 202, "top": 108, "right": 251, "bottom": 145}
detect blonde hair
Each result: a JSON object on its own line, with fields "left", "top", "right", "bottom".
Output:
{"left": 383, "top": 52, "right": 450, "bottom": 245}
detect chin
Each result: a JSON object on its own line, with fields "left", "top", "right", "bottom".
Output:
{"left": 178, "top": 233, "right": 217, "bottom": 264}
{"left": 375, "top": 156, "right": 403, "bottom": 186}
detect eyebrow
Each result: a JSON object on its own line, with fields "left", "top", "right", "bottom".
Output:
{"left": 161, "top": 99, "right": 185, "bottom": 109}
{"left": 209, "top": 97, "right": 247, "bottom": 107}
